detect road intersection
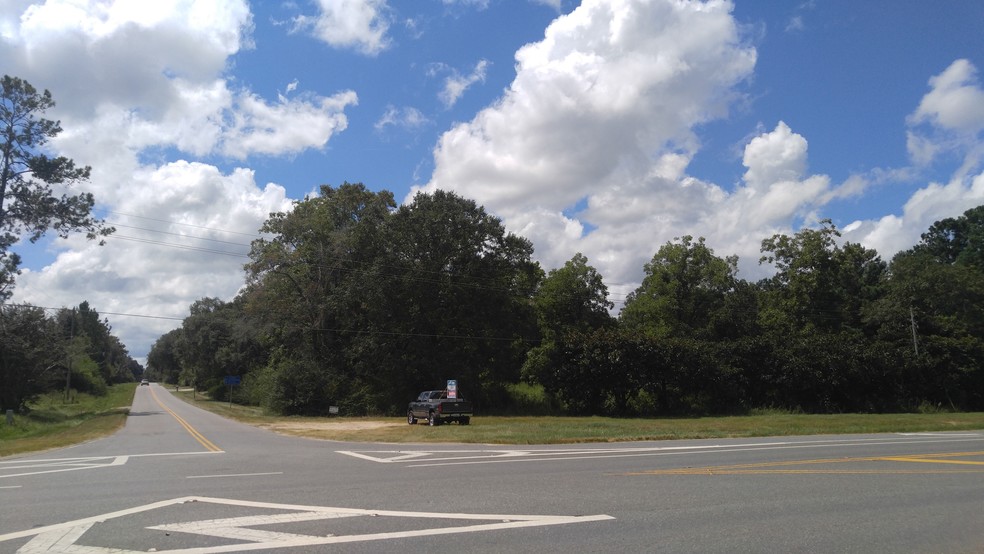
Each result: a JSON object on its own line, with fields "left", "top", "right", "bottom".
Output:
{"left": 2, "top": 384, "right": 984, "bottom": 552}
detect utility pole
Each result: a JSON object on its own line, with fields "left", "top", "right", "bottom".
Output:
{"left": 65, "top": 307, "right": 75, "bottom": 401}
{"left": 909, "top": 306, "right": 919, "bottom": 357}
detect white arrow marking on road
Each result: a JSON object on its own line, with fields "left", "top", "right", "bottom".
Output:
{"left": 0, "top": 456, "right": 128, "bottom": 479}
{"left": 1, "top": 451, "right": 223, "bottom": 480}
{"left": 16, "top": 522, "right": 95, "bottom": 554}
{"left": 3, "top": 496, "right": 614, "bottom": 553}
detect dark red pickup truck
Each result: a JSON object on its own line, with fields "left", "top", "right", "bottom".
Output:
{"left": 408, "top": 390, "right": 473, "bottom": 426}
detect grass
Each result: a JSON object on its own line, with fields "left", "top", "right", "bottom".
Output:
{"left": 0, "top": 384, "right": 136, "bottom": 458}
{"left": 173, "top": 390, "right": 984, "bottom": 445}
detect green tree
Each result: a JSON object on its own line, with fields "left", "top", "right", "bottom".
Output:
{"left": 170, "top": 297, "right": 261, "bottom": 398}
{"left": 1, "top": 75, "right": 113, "bottom": 300}
{"left": 915, "top": 204, "right": 984, "bottom": 270}
{"left": 522, "top": 253, "right": 611, "bottom": 387}
{"left": 244, "top": 183, "right": 395, "bottom": 414}
{"left": 867, "top": 247, "right": 984, "bottom": 409}
{"left": 533, "top": 253, "right": 612, "bottom": 339}
{"left": 147, "top": 329, "right": 184, "bottom": 384}
{"left": 757, "top": 221, "right": 888, "bottom": 411}
{"left": 365, "top": 190, "right": 540, "bottom": 412}
{"left": 0, "top": 305, "right": 61, "bottom": 412}
{"left": 620, "top": 236, "right": 739, "bottom": 339}
{"left": 759, "top": 220, "right": 885, "bottom": 334}
{"left": 60, "top": 302, "right": 137, "bottom": 385}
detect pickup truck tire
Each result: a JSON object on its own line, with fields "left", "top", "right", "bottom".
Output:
{"left": 428, "top": 411, "right": 439, "bottom": 426}
{"left": 460, "top": 417, "right": 470, "bottom": 425}
{"left": 407, "top": 410, "right": 417, "bottom": 425}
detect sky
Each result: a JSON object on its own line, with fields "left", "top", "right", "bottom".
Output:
{"left": 2, "top": 0, "right": 983, "bottom": 364}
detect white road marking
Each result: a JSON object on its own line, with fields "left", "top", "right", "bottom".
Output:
{"left": 0, "top": 451, "right": 222, "bottom": 480}
{"left": 0, "top": 456, "right": 128, "bottom": 479}
{"left": 1, "top": 496, "right": 613, "bottom": 553}
{"left": 186, "top": 472, "right": 283, "bottom": 479}
{"left": 898, "top": 432, "right": 982, "bottom": 437}
{"left": 339, "top": 443, "right": 791, "bottom": 464}
{"left": 338, "top": 434, "right": 984, "bottom": 467}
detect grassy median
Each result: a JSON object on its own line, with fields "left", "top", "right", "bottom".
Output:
{"left": 0, "top": 383, "right": 136, "bottom": 458}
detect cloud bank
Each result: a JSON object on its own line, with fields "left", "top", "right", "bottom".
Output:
{"left": 418, "top": 0, "right": 984, "bottom": 301}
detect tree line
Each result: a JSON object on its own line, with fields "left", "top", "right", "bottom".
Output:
{"left": 1, "top": 301, "right": 143, "bottom": 412}
{"left": 146, "top": 182, "right": 984, "bottom": 417}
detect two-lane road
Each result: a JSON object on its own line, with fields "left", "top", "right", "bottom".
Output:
{"left": 3, "top": 383, "right": 984, "bottom": 552}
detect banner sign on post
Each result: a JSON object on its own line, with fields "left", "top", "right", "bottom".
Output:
{"left": 447, "top": 380, "right": 457, "bottom": 399}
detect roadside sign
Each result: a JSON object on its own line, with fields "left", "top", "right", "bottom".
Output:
{"left": 224, "top": 375, "right": 241, "bottom": 386}
{"left": 447, "top": 380, "right": 457, "bottom": 399}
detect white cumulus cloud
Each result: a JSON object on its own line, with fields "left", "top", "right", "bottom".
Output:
{"left": 294, "top": 0, "right": 391, "bottom": 56}
{"left": 417, "top": 0, "right": 763, "bottom": 288}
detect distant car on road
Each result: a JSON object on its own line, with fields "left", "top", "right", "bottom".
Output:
{"left": 140, "top": 379, "right": 149, "bottom": 386}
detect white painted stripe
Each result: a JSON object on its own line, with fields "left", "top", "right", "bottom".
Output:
{"left": 0, "top": 496, "right": 199, "bottom": 542}
{"left": 186, "top": 472, "right": 283, "bottom": 479}
{"left": 403, "top": 437, "right": 984, "bottom": 468}
{"left": 142, "top": 515, "right": 616, "bottom": 553}
{"left": 17, "top": 522, "right": 94, "bottom": 553}
{"left": 0, "top": 485, "right": 22, "bottom": 489}
{"left": 898, "top": 432, "right": 981, "bottom": 437}
{"left": 0, "top": 496, "right": 614, "bottom": 553}
{"left": 0, "top": 451, "right": 219, "bottom": 466}
{"left": 0, "top": 456, "right": 128, "bottom": 479}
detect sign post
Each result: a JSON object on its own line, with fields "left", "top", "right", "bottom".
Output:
{"left": 224, "top": 375, "right": 241, "bottom": 407}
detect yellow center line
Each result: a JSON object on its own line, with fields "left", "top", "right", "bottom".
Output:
{"left": 148, "top": 387, "right": 222, "bottom": 453}
{"left": 622, "top": 451, "right": 984, "bottom": 476}
{"left": 880, "top": 457, "right": 984, "bottom": 466}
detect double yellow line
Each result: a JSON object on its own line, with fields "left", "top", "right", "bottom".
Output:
{"left": 149, "top": 387, "right": 222, "bottom": 452}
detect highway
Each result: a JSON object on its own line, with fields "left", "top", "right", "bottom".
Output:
{"left": 2, "top": 383, "right": 984, "bottom": 553}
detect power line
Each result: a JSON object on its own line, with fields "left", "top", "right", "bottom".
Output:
{"left": 101, "top": 210, "right": 264, "bottom": 238}
{"left": 110, "top": 223, "right": 253, "bottom": 248}
{"left": 2, "top": 303, "right": 185, "bottom": 322}
{"left": 111, "top": 234, "right": 250, "bottom": 258}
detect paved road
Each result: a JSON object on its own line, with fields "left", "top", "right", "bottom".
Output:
{"left": 2, "top": 384, "right": 984, "bottom": 553}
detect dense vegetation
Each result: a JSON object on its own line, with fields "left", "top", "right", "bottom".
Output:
{"left": 146, "top": 183, "right": 984, "bottom": 418}
{"left": 0, "top": 302, "right": 143, "bottom": 412}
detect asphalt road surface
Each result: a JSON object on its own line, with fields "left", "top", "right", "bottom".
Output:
{"left": 2, "top": 383, "right": 984, "bottom": 553}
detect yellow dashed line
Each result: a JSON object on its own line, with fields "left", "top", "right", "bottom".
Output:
{"left": 148, "top": 387, "right": 222, "bottom": 452}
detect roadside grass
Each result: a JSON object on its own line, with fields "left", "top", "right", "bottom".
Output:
{"left": 173, "top": 390, "right": 984, "bottom": 445}
{"left": 5, "top": 383, "right": 982, "bottom": 457}
{"left": 0, "top": 384, "right": 136, "bottom": 458}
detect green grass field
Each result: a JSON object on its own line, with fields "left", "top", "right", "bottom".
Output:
{"left": 174, "top": 391, "right": 984, "bottom": 445}
{"left": 0, "top": 383, "right": 136, "bottom": 458}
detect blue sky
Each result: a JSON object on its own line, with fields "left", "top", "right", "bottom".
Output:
{"left": 3, "top": 0, "right": 983, "bottom": 362}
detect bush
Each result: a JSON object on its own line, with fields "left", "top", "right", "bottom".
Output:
{"left": 70, "top": 358, "right": 108, "bottom": 396}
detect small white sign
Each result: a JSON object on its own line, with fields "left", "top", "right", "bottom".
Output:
{"left": 447, "top": 380, "right": 457, "bottom": 399}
